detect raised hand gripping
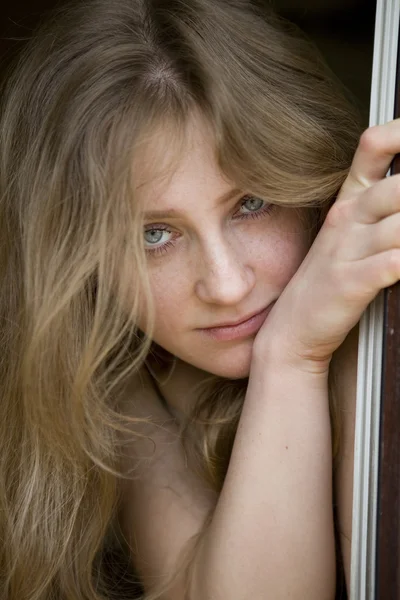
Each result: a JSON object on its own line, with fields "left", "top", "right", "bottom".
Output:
{"left": 254, "top": 119, "right": 400, "bottom": 373}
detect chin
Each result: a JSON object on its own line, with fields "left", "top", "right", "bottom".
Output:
{"left": 190, "top": 341, "right": 253, "bottom": 380}
{"left": 217, "top": 364, "right": 251, "bottom": 379}
{"left": 210, "top": 358, "right": 251, "bottom": 379}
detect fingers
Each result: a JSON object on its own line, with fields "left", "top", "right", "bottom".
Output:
{"left": 353, "top": 213, "right": 400, "bottom": 260}
{"left": 339, "top": 119, "right": 400, "bottom": 197}
{"left": 353, "top": 249, "right": 400, "bottom": 294}
{"left": 325, "top": 175, "right": 400, "bottom": 261}
{"left": 352, "top": 172, "right": 400, "bottom": 223}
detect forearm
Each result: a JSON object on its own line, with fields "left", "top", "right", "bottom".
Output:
{"left": 192, "top": 358, "right": 335, "bottom": 600}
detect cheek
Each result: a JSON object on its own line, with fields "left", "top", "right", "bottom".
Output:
{"left": 269, "top": 234, "right": 308, "bottom": 285}
{"left": 146, "top": 262, "right": 191, "bottom": 330}
{"left": 237, "top": 221, "right": 309, "bottom": 286}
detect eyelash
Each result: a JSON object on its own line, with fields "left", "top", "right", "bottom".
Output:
{"left": 144, "top": 195, "right": 274, "bottom": 256}
{"left": 235, "top": 195, "right": 274, "bottom": 221}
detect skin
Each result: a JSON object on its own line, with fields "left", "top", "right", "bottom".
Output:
{"left": 135, "top": 114, "right": 311, "bottom": 380}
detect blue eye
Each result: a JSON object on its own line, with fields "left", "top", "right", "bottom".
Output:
{"left": 240, "top": 196, "right": 265, "bottom": 213}
{"left": 235, "top": 195, "right": 273, "bottom": 219}
{"left": 144, "top": 229, "right": 165, "bottom": 244}
{"left": 144, "top": 227, "right": 174, "bottom": 250}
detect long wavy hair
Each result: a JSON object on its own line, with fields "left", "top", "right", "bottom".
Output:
{"left": 0, "top": 0, "right": 361, "bottom": 598}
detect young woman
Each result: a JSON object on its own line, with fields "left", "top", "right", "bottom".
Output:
{"left": 0, "top": 0, "right": 393, "bottom": 598}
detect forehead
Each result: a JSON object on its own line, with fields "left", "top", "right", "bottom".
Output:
{"left": 133, "top": 114, "right": 236, "bottom": 212}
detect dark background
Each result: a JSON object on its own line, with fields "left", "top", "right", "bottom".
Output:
{"left": 274, "top": 0, "right": 376, "bottom": 123}
{"left": 0, "top": 0, "right": 376, "bottom": 120}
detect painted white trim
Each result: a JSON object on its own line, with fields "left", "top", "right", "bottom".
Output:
{"left": 350, "top": 1, "right": 400, "bottom": 598}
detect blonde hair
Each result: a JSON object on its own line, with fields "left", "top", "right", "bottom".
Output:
{"left": 0, "top": 0, "right": 361, "bottom": 598}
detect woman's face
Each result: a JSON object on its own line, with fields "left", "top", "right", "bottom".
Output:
{"left": 134, "top": 117, "right": 311, "bottom": 379}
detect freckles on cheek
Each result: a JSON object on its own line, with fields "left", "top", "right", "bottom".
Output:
{"left": 149, "top": 268, "right": 188, "bottom": 328}
{"left": 253, "top": 232, "right": 308, "bottom": 287}
{"left": 278, "top": 238, "right": 307, "bottom": 279}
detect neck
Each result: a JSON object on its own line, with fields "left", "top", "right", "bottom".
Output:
{"left": 146, "top": 352, "right": 216, "bottom": 419}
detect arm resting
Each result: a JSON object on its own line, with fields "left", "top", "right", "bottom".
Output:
{"left": 191, "top": 359, "right": 336, "bottom": 600}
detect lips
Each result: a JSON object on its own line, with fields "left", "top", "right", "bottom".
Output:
{"left": 204, "top": 308, "right": 269, "bottom": 330}
{"left": 199, "top": 304, "right": 274, "bottom": 342}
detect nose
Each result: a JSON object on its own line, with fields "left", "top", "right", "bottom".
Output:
{"left": 194, "top": 236, "right": 255, "bottom": 305}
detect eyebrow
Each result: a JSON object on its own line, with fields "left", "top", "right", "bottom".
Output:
{"left": 143, "top": 187, "right": 243, "bottom": 220}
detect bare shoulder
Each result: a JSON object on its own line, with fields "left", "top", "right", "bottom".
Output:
{"left": 117, "top": 367, "right": 191, "bottom": 496}
{"left": 117, "top": 368, "right": 217, "bottom": 594}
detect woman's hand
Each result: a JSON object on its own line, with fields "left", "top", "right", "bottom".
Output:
{"left": 254, "top": 119, "right": 400, "bottom": 374}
